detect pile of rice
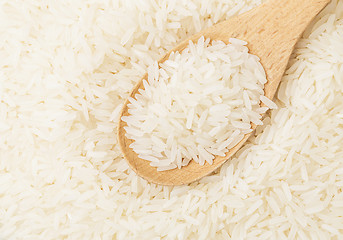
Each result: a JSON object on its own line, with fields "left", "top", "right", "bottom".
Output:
{"left": 123, "top": 37, "right": 275, "bottom": 171}
{"left": 1, "top": 0, "right": 342, "bottom": 239}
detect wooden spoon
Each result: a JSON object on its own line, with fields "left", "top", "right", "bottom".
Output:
{"left": 117, "top": 0, "right": 331, "bottom": 185}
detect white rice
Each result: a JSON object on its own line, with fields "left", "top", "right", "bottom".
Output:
{"left": 1, "top": 0, "right": 343, "bottom": 239}
{"left": 260, "top": 95, "right": 278, "bottom": 109}
{"left": 123, "top": 36, "right": 271, "bottom": 170}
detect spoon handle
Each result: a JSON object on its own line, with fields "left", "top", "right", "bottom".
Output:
{"left": 231, "top": 0, "right": 331, "bottom": 99}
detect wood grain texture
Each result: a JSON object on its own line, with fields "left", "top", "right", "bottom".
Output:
{"left": 118, "top": 0, "right": 331, "bottom": 185}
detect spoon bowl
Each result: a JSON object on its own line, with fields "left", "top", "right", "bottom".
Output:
{"left": 118, "top": 0, "right": 330, "bottom": 185}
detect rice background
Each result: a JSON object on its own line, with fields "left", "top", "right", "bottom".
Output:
{"left": 0, "top": 0, "right": 343, "bottom": 239}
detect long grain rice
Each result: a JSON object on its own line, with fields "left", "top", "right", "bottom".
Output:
{"left": 0, "top": 0, "right": 343, "bottom": 239}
